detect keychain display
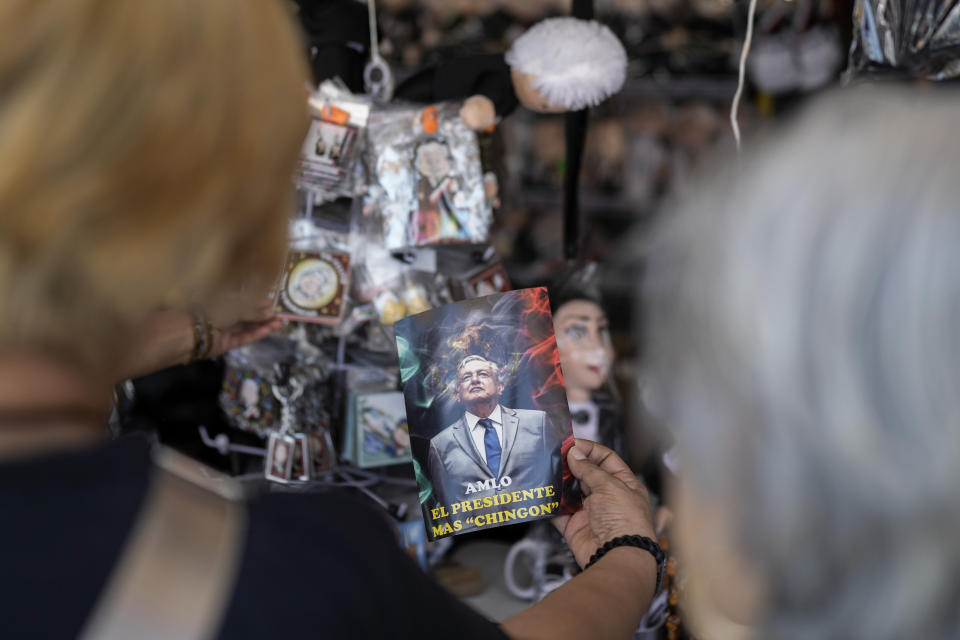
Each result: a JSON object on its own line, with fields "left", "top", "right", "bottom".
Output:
{"left": 365, "top": 102, "right": 492, "bottom": 250}
{"left": 220, "top": 332, "right": 331, "bottom": 438}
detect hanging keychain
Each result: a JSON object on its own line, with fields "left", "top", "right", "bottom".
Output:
{"left": 264, "top": 377, "right": 303, "bottom": 483}
{"left": 363, "top": 0, "right": 393, "bottom": 102}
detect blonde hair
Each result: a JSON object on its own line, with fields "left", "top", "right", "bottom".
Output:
{"left": 0, "top": 0, "right": 308, "bottom": 367}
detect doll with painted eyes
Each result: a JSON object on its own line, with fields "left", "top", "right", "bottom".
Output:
{"left": 394, "top": 17, "right": 627, "bottom": 131}
{"left": 552, "top": 285, "right": 624, "bottom": 456}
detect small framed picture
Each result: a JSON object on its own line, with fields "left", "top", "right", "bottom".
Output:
{"left": 291, "top": 433, "right": 311, "bottom": 482}
{"left": 274, "top": 250, "right": 351, "bottom": 324}
{"left": 464, "top": 262, "right": 511, "bottom": 298}
{"left": 354, "top": 391, "right": 412, "bottom": 469}
{"left": 265, "top": 432, "right": 296, "bottom": 483}
{"left": 309, "top": 430, "right": 336, "bottom": 474}
{"left": 302, "top": 119, "right": 358, "bottom": 170}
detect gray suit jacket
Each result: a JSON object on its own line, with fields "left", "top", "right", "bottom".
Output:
{"left": 426, "top": 406, "right": 561, "bottom": 511}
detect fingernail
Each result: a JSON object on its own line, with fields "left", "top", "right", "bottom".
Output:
{"left": 570, "top": 446, "right": 586, "bottom": 461}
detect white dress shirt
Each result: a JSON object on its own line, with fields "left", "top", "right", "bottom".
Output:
{"left": 465, "top": 405, "right": 504, "bottom": 465}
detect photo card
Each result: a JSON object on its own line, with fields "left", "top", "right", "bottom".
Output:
{"left": 394, "top": 287, "right": 575, "bottom": 540}
{"left": 354, "top": 391, "right": 413, "bottom": 469}
{"left": 298, "top": 118, "right": 360, "bottom": 194}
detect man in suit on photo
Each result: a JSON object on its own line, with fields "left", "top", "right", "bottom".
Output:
{"left": 426, "top": 355, "right": 562, "bottom": 517}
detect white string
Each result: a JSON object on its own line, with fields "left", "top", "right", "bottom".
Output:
{"left": 730, "top": 0, "right": 759, "bottom": 152}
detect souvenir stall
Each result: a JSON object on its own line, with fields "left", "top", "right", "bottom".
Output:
{"left": 114, "top": 0, "right": 950, "bottom": 637}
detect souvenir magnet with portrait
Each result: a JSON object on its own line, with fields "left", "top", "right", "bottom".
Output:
{"left": 275, "top": 250, "right": 351, "bottom": 324}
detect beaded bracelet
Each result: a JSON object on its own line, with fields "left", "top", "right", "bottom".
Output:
{"left": 189, "top": 313, "right": 214, "bottom": 362}
{"left": 585, "top": 534, "right": 666, "bottom": 594}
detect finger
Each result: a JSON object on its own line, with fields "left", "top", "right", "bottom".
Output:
{"left": 218, "top": 320, "right": 279, "bottom": 354}
{"left": 566, "top": 449, "right": 621, "bottom": 496}
{"left": 654, "top": 506, "right": 674, "bottom": 536}
{"left": 572, "top": 439, "right": 644, "bottom": 491}
{"left": 251, "top": 303, "right": 275, "bottom": 322}
{"left": 552, "top": 514, "right": 570, "bottom": 536}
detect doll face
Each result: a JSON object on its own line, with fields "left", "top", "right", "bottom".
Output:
{"left": 296, "top": 270, "right": 327, "bottom": 298}
{"left": 415, "top": 142, "right": 452, "bottom": 183}
{"left": 240, "top": 379, "right": 259, "bottom": 408}
{"left": 554, "top": 299, "right": 614, "bottom": 394}
{"left": 511, "top": 70, "right": 568, "bottom": 114}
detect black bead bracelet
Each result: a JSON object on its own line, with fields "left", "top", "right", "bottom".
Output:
{"left": 585, "top": 534, "right": 665, "bottom": 594}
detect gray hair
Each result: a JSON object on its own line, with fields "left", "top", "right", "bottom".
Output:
{"left": 456, "top": 355, "right": 504, "bottom": 385}
{"left": 643, "top": 88, "right": 960, "bottom": 639}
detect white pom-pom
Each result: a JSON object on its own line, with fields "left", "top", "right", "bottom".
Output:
{"left": 505, "top": 17, "right": 628, "bottom": 111}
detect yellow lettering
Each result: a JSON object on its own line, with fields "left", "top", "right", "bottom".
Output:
{"left": 472, "top": 498, "right": 483, "bottom": 511}
{"left": 522, "top": 489, "right": 534, "bottom": 501}
{"left": 453, "top": 520, "right": 463, "bottom": 532}
{"left": 545, "top": 485, "right": 556, "bottom": 497}
{"left": 499, "top": 493, "right": 512, "bottom": 505}
{"left": 540, "top": 503, "right": 553, "bottom": 515}
{"left": 512, "top": 490, "right": 523, "bottom": 503}
{"left": 431, "top": 524, "right": 445, "bottom": 537}
{"left": 482, "top": 496, "right": 493, "bottom": 508}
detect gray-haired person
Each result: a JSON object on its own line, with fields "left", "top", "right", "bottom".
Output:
{"left": 643, "top": 89, "right": 960, "bottom": 639}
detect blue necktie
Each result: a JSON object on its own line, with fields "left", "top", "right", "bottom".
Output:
{"left": 479, "top": 418, "right": 501, "bottom": 476}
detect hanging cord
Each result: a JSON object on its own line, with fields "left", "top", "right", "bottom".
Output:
{"left": 366, "top": 0, "right": 379, "bottom": 62}
{"left": 730, "top": 0, "right": 760, "bottom": 151}
{"left": 363, "top": 0, "right": 394, "bottom": 101}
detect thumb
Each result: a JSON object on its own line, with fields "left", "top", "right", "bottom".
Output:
{"left": 567, "top": 446, "right": 616, "bottom": 496}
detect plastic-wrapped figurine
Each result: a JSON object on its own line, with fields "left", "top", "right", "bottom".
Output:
{"left": 394, "top": 17, "right": 627, "bottom": 131}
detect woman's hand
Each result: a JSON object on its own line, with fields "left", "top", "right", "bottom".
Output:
{"left": 115, "top": 291, "right": 281, "bottom": 381}
{"left": 553, "top": 439, "right": 655, "bottom": 568}
{"left": 205, "top": 293, "right": 282, "bottom": 359}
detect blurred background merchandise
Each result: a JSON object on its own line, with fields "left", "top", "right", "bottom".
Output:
{"left": 362, "top": 0, "right": 849, "bottom": 469}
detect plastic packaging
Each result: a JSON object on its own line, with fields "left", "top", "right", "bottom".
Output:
{"left": 848, "top": 0, "right": 960, "bottom": 80}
